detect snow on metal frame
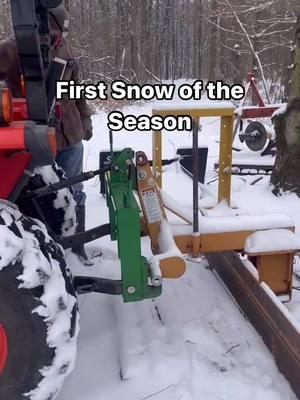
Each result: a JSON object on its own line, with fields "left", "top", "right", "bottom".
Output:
{"left": 245, "top": 229, "right": 300, "bottom": 254}
{"left": 153, "top": 101, "right": 235, "bottom": 112}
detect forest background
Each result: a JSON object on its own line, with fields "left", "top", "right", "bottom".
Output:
{"left": 1, "top": 0, "right": 300, "bottom": 102}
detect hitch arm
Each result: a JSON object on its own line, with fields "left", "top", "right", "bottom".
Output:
{"left": 74, "top": 276, "right": 122, "bottom": 295}
{"left": 19, "top": 166, "right": 110, "bottom": 201}
{"left": 58, "top": 224, "right": 111, "bottom": 249}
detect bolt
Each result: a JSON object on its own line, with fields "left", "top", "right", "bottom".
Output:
{"left": 127, "top": 286, "right": 136, "bottom": 294}
{"left": 138, "top": 171, "right": 147, "bottom": 180}
{"left": 151, "top": 277, "right": 162, "bottom": 287}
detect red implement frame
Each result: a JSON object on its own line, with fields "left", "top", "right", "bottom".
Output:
{"left": 240, "top": 72, "right": 281, "bottom": 119}
{"left": 233, "top": 72, "right": 282, "bottom": 142}
{"left": 0, "top": 120, "right": 31, "bottom": 199}
{"left": 0, "top": 152, "right": 32, "bottom": 199}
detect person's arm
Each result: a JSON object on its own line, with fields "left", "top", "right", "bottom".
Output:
{"left": 72, "top": 61, "right": 94, "bottom": 140}
{"left": 72, "top": 62, "right": 94, "bottom": 118}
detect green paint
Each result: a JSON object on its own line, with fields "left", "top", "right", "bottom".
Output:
{"left": 106, "top": 149, "right": 162, "bottom": 303}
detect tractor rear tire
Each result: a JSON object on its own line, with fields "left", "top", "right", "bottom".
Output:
{"left": 0, "top": 203, "right": 79, "bottom": 400}
{"left": 17, "top": 163, "right": 77, "bottom": 238}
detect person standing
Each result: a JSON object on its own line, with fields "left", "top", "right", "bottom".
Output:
{"left": 49, "top": 5, "right": 94, "bottom": 263}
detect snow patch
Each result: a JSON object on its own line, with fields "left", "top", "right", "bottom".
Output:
{"left": 161, "top": 190, "right": 194, "bottom": 223}
{"left": 149, "top": 220, "right": 184, "bottom": 282}
{"left": 203, "top": 200, "right": 241, "bottom": 217}
{"left": 200, "top": 213, "right": 293, "bottom": 235}
{"left": 170, "top": 213, "right": 294, "bottom": 237}
{"left": 153, "top": 101, "right": 235, "bottom": 112}
{"left": 245, "top": 229, "right": 300, "bottom": 254}
{"left": 243, "top": 259, "right": 259, "bottom": 279}
{"left": 272, "top": 104, "right": 287, "bottom": 118}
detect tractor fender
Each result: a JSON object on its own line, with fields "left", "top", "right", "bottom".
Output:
{"left": 25, "top": 121, "right": 55, "bottom": 167}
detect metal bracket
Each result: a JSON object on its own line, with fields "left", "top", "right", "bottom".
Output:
{"left": 20, "top": 167, "right": 110, "bottom": 201}
{"left": 58, "top": 223, "right": 111, "bottom": 249}
{"left": 106, "top": 148, "right": 162, "bottom": 302}
{"left": 74, "top": 276, "right": 122, "bottom": 295}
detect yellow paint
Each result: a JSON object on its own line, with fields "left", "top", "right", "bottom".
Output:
{"left": 152, "top": 107, "right": 234, "bottom": 118}
{"left": 152, "top": 130, "right": 162, "bottom": 188}
{"left": 152, "top": 105, "right": 234, "bottom": 205}
{"left": 218, "top": 116, "right": 233, "bottom": 204}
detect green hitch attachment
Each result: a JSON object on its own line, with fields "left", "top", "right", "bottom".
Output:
{"left": 106, "top": 149, "right": 162, "bottom": 303}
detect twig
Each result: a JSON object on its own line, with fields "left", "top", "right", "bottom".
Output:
{"left": 225, "top": 344, "right": 240, "bottom": 354}
{"left": 137, "top": 52, "right": 162, "bottom": 83}
{"left": 141, "top": 384, "right": 175, "bottom": 400}
{"left": 224, "top": 0, "right": 271, "bottom": 103}
{"left": 251, "top": 177, "right": 264, "bottom": 185}
{"left": 207, "top": 177, "right": 219, "bottom": 185}
{"left": 185, "top": 340, "right": 197, "bottom": 345}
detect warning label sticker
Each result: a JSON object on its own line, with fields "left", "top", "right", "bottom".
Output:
{"left": 142, "top": 188, "right": 162, "bottom": 224}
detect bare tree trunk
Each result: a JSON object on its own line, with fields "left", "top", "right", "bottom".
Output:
{"left": 271, "top": 15, "right": 300, "bottom": 195}
{"left": 115, "top": 1, "right": 127, "bottom": 73}
{"left": 1, "top": 0, "right": 296, "bottom": 86}
{"left": 282, "top": 47, "right": 294, "bottom": 102}
{"left": 196, "top": 0, "right": 203, "bottom": 78}
{"left": 129, "top": 0, "right": 140, "bottom": 82}
{"left": 208, "top": 0, "right": 218, "bottom": 81}
{"left": 130, "top": 33, "right": 139, "bottom": 82}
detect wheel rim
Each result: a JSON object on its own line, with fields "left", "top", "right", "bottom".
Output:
{"left": 0, "top": 322, "right": 8, "bottom": 374}
{"left": 245, "top": 122, "right": 267, "bottom": 152}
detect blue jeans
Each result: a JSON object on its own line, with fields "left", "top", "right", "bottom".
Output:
{"left": 56, "top": 142, "right": 86, "bottom": 207}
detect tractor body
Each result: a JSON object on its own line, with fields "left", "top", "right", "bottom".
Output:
{"left": 0, "top": 0, "right": 66, "bottom": 202}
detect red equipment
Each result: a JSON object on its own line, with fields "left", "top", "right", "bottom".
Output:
{"left": 240, "top": 73, "right": 281, "bottom": 119}
{"left": 0, "top": 90, "right": 54, "bottom": 201}
{"left": 0, "top": 323, "right": 8, "bottom": 375}
{"left": 236, "top": 73, "right": 283, "bottom": 153}
{"left": 0, "top": 0, "right": 67, "bottom": 201}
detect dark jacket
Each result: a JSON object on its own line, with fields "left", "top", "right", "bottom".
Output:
{"left": 0, "top": 37, "right": 93, "bottom": 150}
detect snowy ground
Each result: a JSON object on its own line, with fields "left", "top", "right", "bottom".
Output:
{"left": 57, "top": 99, "right": 300, "bottom": 400}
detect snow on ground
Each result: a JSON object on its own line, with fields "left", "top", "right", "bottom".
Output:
{"left": 58, "top": 97, "right": 300, "bottom": 400}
